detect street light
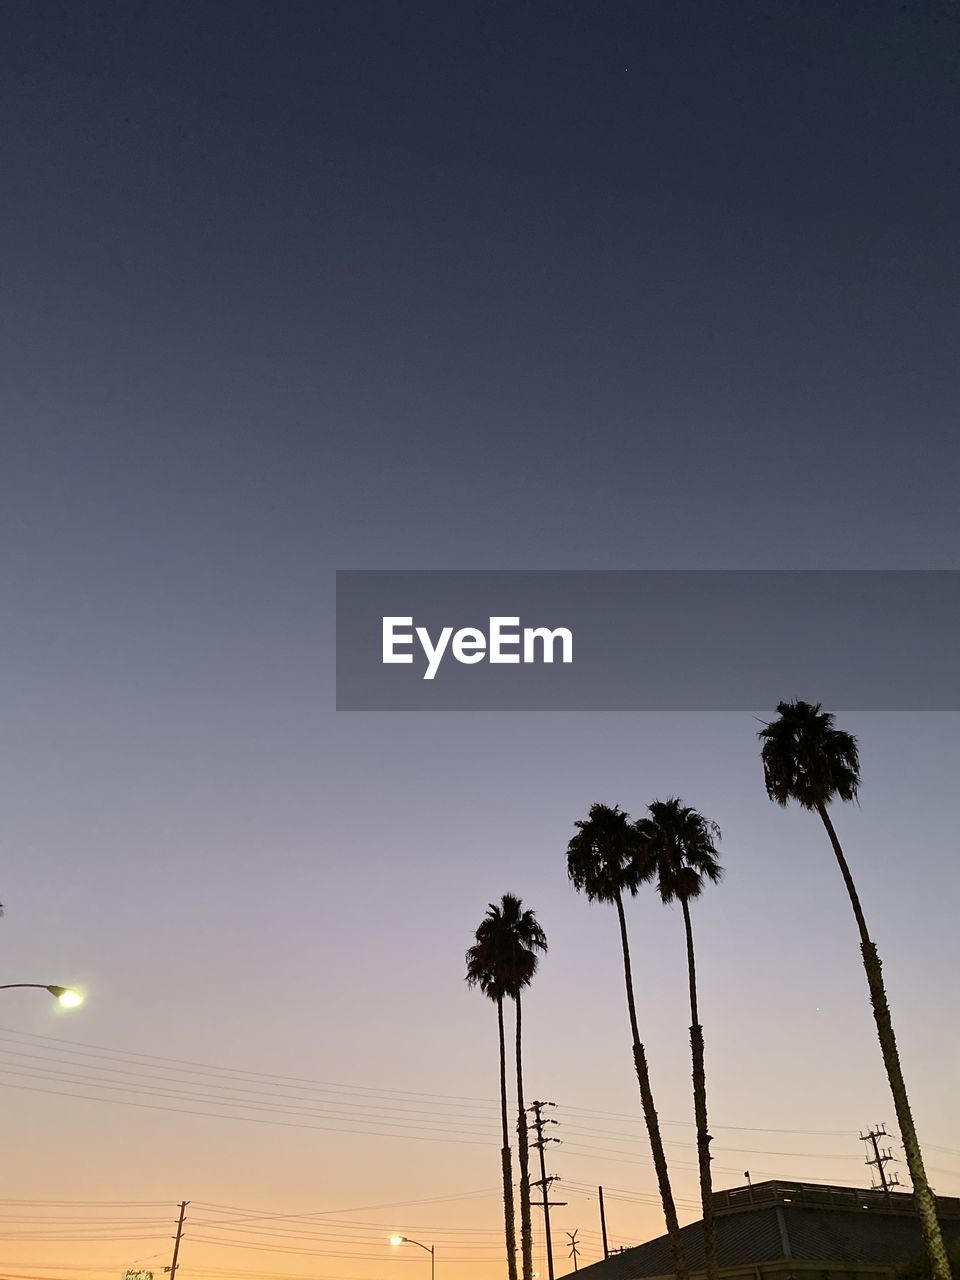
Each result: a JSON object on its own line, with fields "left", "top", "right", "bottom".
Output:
{"left": 0, "top": 984, "right": 85, "bottom": 1008}
{"left": 389, "top": 1235, "right": 435, "bottom": 1280}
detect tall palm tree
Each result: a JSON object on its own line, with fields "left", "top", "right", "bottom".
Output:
{"left": 493, "top": 895, "right": 548, "bottom": 1280}
{"left": 759, "top": 700, "right": 950, "bottom": 1280}
{"left": 466, "top": 903, "right": 520, "bottom": 1280}
{"left": 638, "top": 798, "right": 723, "bottom": 1280}
{"left": 566, "top": 803, "right": 689, "bottom": 1280}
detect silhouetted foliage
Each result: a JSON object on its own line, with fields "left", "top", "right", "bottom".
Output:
{"left": 759, "top": 699, "right": 860, "bottom": 809}
{"left": 566, "top": 802, "right": 689, "bottom": 1280}
{"left": 491, "top": 896, "right": 547, "bottom": 1280}
{"left": 638, "top": 797, "right": 723, "bottom": 1280}
{"left": 637, "top": 797, "right": 723, "bottom": 904}
{"left": 466, "top": 894, "right": 546, "bottom": 1280}
{"left": 467, "top": 894, "right": 545, "bottom": 1000}
{"left": 566, "top": 802, "right": 647, "bottom": 903}
{"left": 759, "top": 700, "right": 951, "bottom": 1280}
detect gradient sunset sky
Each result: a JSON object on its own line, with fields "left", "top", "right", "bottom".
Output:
{"left": 2, "top": 3, "right": 959, "bottom": 1279}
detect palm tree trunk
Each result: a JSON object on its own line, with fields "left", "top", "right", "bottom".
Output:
{"left": 681, "top": 897, "right": 718, "bottom": 1280}
{"left": 515, "top": 994, "right": 534, "bottom": 1280}
{"left": 615, "top": 890, "right": 689, "bottom": 1280}
{"left": 497, "top": 997, "right": 519, "bottom": 1280}
{"left": 816, "top": 803, "right": 950, "bottom": 1280}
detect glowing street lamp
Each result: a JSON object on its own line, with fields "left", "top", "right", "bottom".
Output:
{"left": 389, "top": 1235, "right": 435, "bottom": 1280}
{"left": 0, "top": 983, "right": 85, "bottom": 1008}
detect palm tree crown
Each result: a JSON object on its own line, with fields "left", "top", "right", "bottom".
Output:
{"left": 566, "top": 803, "right": 647, "bottom": 903}
{"left": 638, "top": 798, "right": 723, "bottom": 904}
{"left": 467, "top": 896, "right": 544, "bottom": 1280}
{"left": 758, "top": 700, "right": 950, "bottom": 1280}
{"left": 759, "top": 699, "right": 860, "bottom": 810}
{"left": 465, "top": 894, "right": 546, "bottom": 999}
{"left": 566, "top": 800, "right": 690, "bottom": 1280}
{"left": 637, "top": 795, "right": 723, "bottom": 1280}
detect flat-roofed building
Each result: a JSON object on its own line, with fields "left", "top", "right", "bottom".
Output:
{"left": 564, "top": 1180, "right": 960, "bottom": 1280}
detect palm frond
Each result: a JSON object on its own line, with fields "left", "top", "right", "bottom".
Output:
{"left": 466, "top": 894, "right": 547, "bottom": 1001}
{"left": 566, "top": 802, "right": 649, "bottom": 904}
{"left": 638, "top": 797, "right": 723, "bottom": 905}
{"left": 758, "top": 699, "right": 860, "bottom": 810}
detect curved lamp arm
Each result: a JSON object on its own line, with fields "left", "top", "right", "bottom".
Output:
{"left": 389, "top": 1236, "right": 435, "bottom": 1280}
{"left": 0, "top": 983, "right": 84, "bottom": 1007}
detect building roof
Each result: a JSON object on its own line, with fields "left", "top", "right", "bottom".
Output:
{"left": 567, "top": 1181, "right": 960, "bottom": 1279}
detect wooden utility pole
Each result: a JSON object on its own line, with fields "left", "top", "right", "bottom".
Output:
{"left": 165, "top": 1201, "right": 188, "bottom": 1280}
{"left": 861, "top": 1126, "right": 900, "bottom": 1198}
{"left": 528, "top": 1101, "right": 565, "bottom": 1280}
{"left": 598, "top": 1186, "right": 609, "bottom": 1259}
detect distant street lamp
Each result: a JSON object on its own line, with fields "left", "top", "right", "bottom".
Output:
{"left": 0, "top": 984, "right": 84, "bottom": 1008}
{"left": 389, "top": 1235, "right": 435, "bottom": 1280}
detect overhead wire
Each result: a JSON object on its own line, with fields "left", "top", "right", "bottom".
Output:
{"left": 1, "top": 1024, "right": 956, "bottom": 1250}
{"left": 0, "top": 1026, "right": 887, "bottom": 1140}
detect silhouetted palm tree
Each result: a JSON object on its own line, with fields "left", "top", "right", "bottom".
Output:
{"left": 759, "top": 700, "right": 950, "bottom": 1280}
{"left": 638, "top": 798, "right": 723, "bottom": 1280}
{"left": 566, "top": 803, "right": 689, "bottom": 1280}
{"left": 466, "top": 902, "right": 520, "bottom": 1280}
{"left": 494, "top": 895, "right": 547, "bottom": 1280}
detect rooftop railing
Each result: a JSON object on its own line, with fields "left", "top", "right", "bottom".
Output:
{"left": 712, "top": 1180, "right": 960, "bottom": 1219}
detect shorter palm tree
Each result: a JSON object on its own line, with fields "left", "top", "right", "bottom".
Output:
{"left": 638, "top": 798, "right": 722, "bottom": 1280}
{"left": 466, "top": 905, "right": 519, "bottom": 1280}
{"left": 493, "top": 896, "right": 547, "bottom": 1280}
{"left": 566, "top": 803, "right": 689, "bottom": 1280}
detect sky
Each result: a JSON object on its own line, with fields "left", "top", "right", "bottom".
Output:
{"left": 1, "top": 2, "right": 959, "bottom": 1278}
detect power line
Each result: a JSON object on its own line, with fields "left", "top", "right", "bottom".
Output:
{"left": 1, "top": 1027, "right": 956, "bottom": 1247}
{"left": 0, "top": 1027, "right": 507, "bottom": 1107}
{"left": 0, "top": 1066, "right": 893, "bottom": 1178}
{"left": 558, "top": 1143, "right": 900, "bottom": 1188}
{"left": 6, "top": 1028, "right": 948, "bottom": 1199}
{"left": 0, "top": 1044, "right": 504, "bottom": 1136}
{"left": 0, "top": 1191, "right": 506, "bottom": 1264}
{"left": 187, "top": 1221, "right": 515, "bottom": 1247}
{"left": 0, "top": 1039, "right": 502, "bottom": 1127}
{"left": 190, "top": 1186, "right": 500, "bottom": 1217}
{"left": 0, "top": 1200, "right": 171, "bottom": 1207}
{"left": 0, "top": 1077, "right": 496, "bottom": 1146}
{"left": 185, "top": 1235, "right": 505, "bottom": 1260}
{"left": 0, "top": 1058, "right": 895, "bottom": 1172}
{"left": 0, "top": 1026, "right": 882, "bottom": 1140}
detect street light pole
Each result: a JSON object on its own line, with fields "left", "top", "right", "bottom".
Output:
{"left": 389, "top": 1235, "right": 435, "bottom": 1280}
{"left": 0, "top": 984, "right": 84, "bottom": 1007}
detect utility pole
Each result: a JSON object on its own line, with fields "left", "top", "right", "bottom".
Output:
{"left": 528, "top": 1101, "right": 565, "bottom": 1280}
{"left": 566, "top": 1230, "right": 580, "bottom": 1272}
{"left": 165, "top": 1201, "right": 188, "bottom": 1280}
{"left": 598, "top": 1186, "right": 609, "bottom": 1260}
{"left": 861, "top": 1126, "right": 900, "bottom": 1198}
